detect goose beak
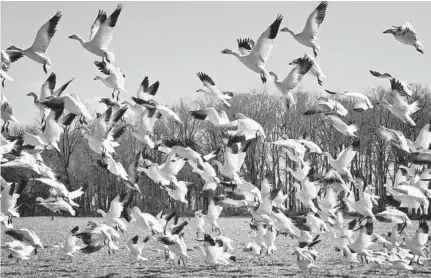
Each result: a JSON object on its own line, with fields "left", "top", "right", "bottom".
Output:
{"left": 93, "top": 77, "right": 98, "bottom": 80}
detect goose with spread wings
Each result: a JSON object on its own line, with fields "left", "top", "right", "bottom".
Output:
{"left": 126, "top": 106, "right": 161, "bottom": 149}
{"left": 269, "top": 54, "right": 313, "bottom": 108}
{"left": 289, "top": 53, "right": 326, "bottom": 86}
{"left": 325, "top": 89, "right": 373, "bottom": 112}
{"left": 322, "top": 140, "right": 360, "bottom": 181}
{"left": 7, "top": 11, "right": 62, "bottom": 73}
{"left": 1, "top": 49, "right": 23, "bottom": 87}
{"left": 27, "top": 73, "right": 75, "bottom": 124}
{"left": 281, "top": 1, "right": 329, "bottom": 57}
{"left": 383, "top": 21, "right": 424, "bottom": 54}
{"left": 68, "top": 4, "right": 122, "bottom": 62}
{"left": 1, "top": 95, "right": 20, "bottom": 133}
{"left": 221, "top": 14, "right": 283, "bottom": 83}
{"left": 376, "top": 126, "right": 411, "bottom": 153}
{"left": 94, "top": 58, "right": 127, "bottom": 100}
{"left": 196, "top": 72, "right": 233, "bottom": 107}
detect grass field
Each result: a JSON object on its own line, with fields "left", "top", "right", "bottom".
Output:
{"left": 1, "top": 217, "right": 431, "bottom": 278}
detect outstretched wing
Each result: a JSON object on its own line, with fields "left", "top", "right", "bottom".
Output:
{"left": 89, "top": 10, "right": 108, "bottom": 41}
{"left": 30, "top": 11, "right": 62, "bottom": 53}
{"left": 302, "top": 1, "right": 328, "bottom": 40}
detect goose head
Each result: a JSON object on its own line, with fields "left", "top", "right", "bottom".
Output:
{"left": 26, "top": 92, "right": 38, "bottom": 101}
{"left": 383, "top": 29, "right": 396, "bottom": 35}
{"left": 221, "top": 49, "right": 233, "bottom": 55}
{"left": 196, "top": 88, "right": 207, "bottom": 93}
{"left": 93, "top": 76, "right": 103, "bottom": 81}
{"left": 68, "top": 34, "right": 84, "bottom": 43}
{"left": 268, "top": 72, "right": 278, "bottom": 81}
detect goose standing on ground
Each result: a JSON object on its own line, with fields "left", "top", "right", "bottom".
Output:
{"left": 325, "top": 89, "right": 373, "bottom": 112}
{"left": 196, "top": 72, "right": 233, "bottom": 107}
{"left": 281, "top": 1, "right": 328, "bottom": 57}
{"left": 1, "top": 49, "right": 23, "bottom": 87}
{"left": 269, "top": 54, "right": 313, "bottom": 108}
{"left": 1, "top": 95, "right": 20, "bottom": 133}
{"left": 189, "top": 107, "right": 230, "bottom": 127}
{"left": 7, "top": 11, "right": 61, "bottom": 73}
{"left": 289, "top": 53, "right": 326, "bottom": 85}
{"left": 221, "top": 14, "right": 283, "bottom": 83}
{"left": 383, "top": 21, "right": 424, "bottom": 54}
{"left": 401, "top": 217, "right": 429, "bottom": 264}
{"left": 68, "top": 4, "right": 122, "bottom": 62}
{"left": 94, "top": 58, "right": 127, "bottom": 100}
{"left": 1, "top": 241, "right": 35, "bottom": 262}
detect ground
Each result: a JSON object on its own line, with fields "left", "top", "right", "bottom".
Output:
{"left": 1, "top": 217, "right": 431, "bottom": 278}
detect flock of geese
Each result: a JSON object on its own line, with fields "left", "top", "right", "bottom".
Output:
{"left": 1, "top": 1, "right": 431, "bottom": 275}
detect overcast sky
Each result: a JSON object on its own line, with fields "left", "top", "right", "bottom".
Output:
{"left": 2, "top": 1, "right": 431, "bottom": 125}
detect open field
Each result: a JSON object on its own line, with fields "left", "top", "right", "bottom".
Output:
{"left": 1, "top": 217, "right": 431, "bottom": 278}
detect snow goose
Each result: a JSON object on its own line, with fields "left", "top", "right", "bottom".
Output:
{"left": 324, "top": 114, "right": 358, "bottom": 137}
{"left": 130, "top": 206, "right": 164, "bottom": 234}
{"left": 76, "top": 221, "right": 120, "bottom": 254}
{"left": 162, "top": 180, "right": 193, "bottom": 205}
{"left": 348, "top": 218, "right": 374, "bottom": 263}
{"left": 126, "top": 235, "right": 148, "bottom": 263}
{"left": 126, "top": 107, "right": 161, "bottom": 149}
{"left": 7, "top": 11, "right": 61, "bottom": 73}
{"left": 1, "top": 49, "right": 23, "bottom": 87}
{"left": 343, "top": 191, "right": 377, "bottom": 221}
{"left": 158, "top": 233, "right": 189, "bottom": 266}
{"left": 269, "top": 54, "right": 313, "bottom": 108}
{"left": 289, "top": 53, "right": 326, "bottom": 85}
{"left": 40, "top": 93, "right": 93, "bottom": 122}
{"left": 292, "top": 212, "right": 329, "bottom": 234}
{"left": 189, "top": 210, "right": 205, "bottom": 238}
{"left": 94, "top": 58, "right": 127, "bottom": 100}
{"left": 5, "top": 228, "right": 44, "bottom": 254}
{"left": 54, "top": 226, "right": 81, "bottom": 260}
{"left": 221, "top": 14, "right": 283, "bottom": 83}
{"left": 1, "top": 242, "right": 35, "bottom": 262}
{"left": 271, "top": 137, "right": 307, "bottom": 164}
{"left": 402, "top": 217, "right": 429, "bottom": 264}
{"left": 143, "top": 100, "right": 183, "bottom": 125}
{"left": 222, "top": 113, "right": 266, "bottom": 140}
{"left": 293, "top": 169, "right": 320, "bottom": 213}
{"left": 189, "top": 107, "right": 230, "bottom": 127}
{"left": 322, "top": 139, "right": 360, "bottom": 181}
{"left": 370, "top": 70, "right": 413, "bottom": 97}
{"left": 295, "top": 133, "right": 323, "bottom": 154}
{"left": 196, "top": 72, "right": 233, "bottom": 107}
{"left": 325, "top": 89, "right": 373, "bottom": 112}
{"left": 97, "top": 194, "right": 127, "bottom": 233}
{"left": 1, "top": 180, "right": 26, "bottom": 220}
{"left": 281, "top": 1, "right": 328, "bottom": 57}
{"left": 206, "top": 194, "right": 224, "bottom": 234}
{"left": 376, "top": 98, "right": 419, "bottom": 126}
{"left": 188, "top": 149, "right": 222, "bottom": 184}
{"left": 2, "top": 149, "right": 57, "bottom": 180}
{"left": 286, "top": 161, "right": 311, "bottom": 182}
{"left": 32, "top": 177, "right": 84, "bottom": 207}
{"left": 136, "top": 76, "right": 159, "bottom": 101}
{"left": 376, "top": 126, "right": 411, "bottom": 153}
{"left": 68, "top": 4, "right": 122, "bottom": 62}
{"left": 385, "top": 182, "right": 429, "bottom": 215}
{"left": 303, "top": 97, "right": 348, "bottom": 117}
{"left": 375, "top": 207, "right": 411, "bottom": 226}
{"left": 162, "top": 139, "right": 204, "bottom": 166}
{"left": 383, "top": 21, "right": 424, "bottom": 54}
{"left": 97, "top": 149, "right": 129, "bottom": 181}
{"left": 270, "top": 206, "right": 298, "bottom": 238}
{"left": 1, "top": 95, "right": 20, "bottom": 133}
{"left": 35, "top": 196, "right": 76, "bottom": 217}
{"left": 124, "top": 151, "right": 142, "bottom": 192}
{"left": 407, "top": 121, "right": 431, "bottom": 152}
{"left": 292, "top": 240, "right": 321, "bottom": 275}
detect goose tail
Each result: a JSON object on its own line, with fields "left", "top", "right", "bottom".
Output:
{"left": 105, "top": 51, "right": 116, "bottom": 63}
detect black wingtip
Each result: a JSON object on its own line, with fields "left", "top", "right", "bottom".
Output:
{"left": 351, "top": 139, "right": 360, "bottom": 150}
{"left": 268, "top": 14, "right": 283, "bottom": 40}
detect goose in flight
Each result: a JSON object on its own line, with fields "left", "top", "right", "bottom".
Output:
{"left": 289, "top": 53, "right": 326, "bottom": 85}
{"left": 383, "top": 21, "right": 424, "bottom": 54}
{"left": 94, "top": 58, "right": 127, "bottom": 100}
{"left": 402, "top": 217, "right": 429, "bottom": 265}
{"left": 40, "top": 93, "right": 94, "bottom": 123}
{"left": 1, "top": 49, "right": 23, "bottom": 87}
{"left": 322, "top": 140, "right": 360, "bottom": 181}
{"left": 324, "top": 114, "right": 358, "bottom": 137}
{"left": 54, "top": 226, "right": 81, "bottom": 260}
{"left": 407, "top": 121, "right": 431, "bottom": 152}
{"left": 222, "top": 113, "right": 266, "bottom": 140}
{"left": 1, "top": 95, "right": 20, "bottom": 133}
{"left": 7, "top": 11, "right": 61, "bottom": 73}
{"left": 269, "top": 54, "right": 313, "bottom": 108}
{"left": 196, "top": 72, "right": 233, "bottom": 107}
{"left": 32, "top": 177, "right": 84, "bottom": 207}
{"left": 281, "top": 1, "right": 329, "bottom": 57}
{"left": 370, "top": 70, "right": 413, "bottom": 97}
{"left": 221, "top": 14, "right": 283, "bottom": 83}
{"left": 158, "top": 233, "right": 189, "bottom": 266}
{"left": 97, "top": 195, "right": 128, "bottom": 233}
{"left": 190, "top": 107, "right": 230, "bottom": 127}
{"left": 68, "top": 4, "right": 123, "bottom": 63}
{"left": 76, "top": 221, "right": 120, "bottom": 254}
{"left": 1, "top": 180, "right": 27, "bottom": 224}
{"left": 303, "top": 97, "right": 348, "bottom": 117}
{"left": 143, "top": 100, "right": 183, "bottom": 125}
{"left": 376, "top": 96, "right": 420, "bottom": 127}
{"left": 126, "top": 235, "right": 148, "bottom": 263}
{"left": 127, "top": 107, "right": 161, "bottom": 149}
{"left": 136, "top": 76, "right": 159, "bottom": 101}
{"left": 27, "top": 73, "right": 75, "bottom": 124}
{"left": 130, "top": 207, "right": 164, "bottom": 234}
{"left": 5, "top": 228, "right": 44, "bottom": 254}
{"left": 325, "top": 89, "right": 373, "bottom": 112}
{"left": 376, "top": 126, "right": 411, "bottom": 153}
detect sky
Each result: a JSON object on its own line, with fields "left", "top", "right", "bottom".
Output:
{"left": 2, "top": 1, "right": 431, "bottom": 125}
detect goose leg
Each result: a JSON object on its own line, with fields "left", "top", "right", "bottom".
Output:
{"left": 313, "top": 47, "right": 318, "bottom": 58}
{"left": 409, "top": 255, "right": 415, "bottom": 265}
{"left": 43, "top": 63, "right": 48, "bottom": 74}
{"left": 116, "top": 91, "right": 120, "bottom": 102}
{"left": 1, "top": 78, "right": 5, "bottom": 87}
{"left": 260, "top": 72, "right": 267, "bottom": 84}
{"left": 317, "top": 77, "right": 323, "bottom": 86}
{"left": 111, "top": 89, "right": 116, "bottom": 99}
